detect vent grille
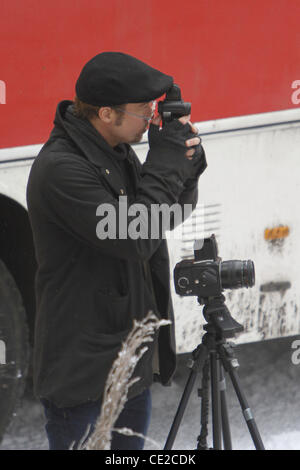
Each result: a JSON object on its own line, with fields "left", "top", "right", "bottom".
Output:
{"left": 180, "top": 203, "right": 221, "bottom": 260}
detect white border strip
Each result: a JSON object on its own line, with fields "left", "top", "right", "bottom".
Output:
{"left": 0, "top": 108, "right": 299, "bottom": 162}
{"left": 195, "top": 107, "right": 300, "bottom": 135}
{"left": 0, "top": 143, "right": 43, "bottom": 162}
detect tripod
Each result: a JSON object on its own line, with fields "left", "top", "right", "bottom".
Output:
{"left": 164, "top": 295, "right": 265, "bottom": 450}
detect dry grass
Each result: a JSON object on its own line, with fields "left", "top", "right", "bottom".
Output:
{"left": 79, "top": 311, "right": 170, "bottom": 450}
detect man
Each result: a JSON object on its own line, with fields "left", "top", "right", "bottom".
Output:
{"left": 26, "top": 52, "right": 207, "bottom": 450}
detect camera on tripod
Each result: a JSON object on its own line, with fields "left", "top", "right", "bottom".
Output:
{"left": 174, "top": 234, "right": 255, "bottom": 304}
{"left": 165, "top": 235, "right": 265, "bottom": 451}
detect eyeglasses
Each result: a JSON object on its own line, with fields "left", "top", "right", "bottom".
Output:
{"left": 114, "top": 101, "right": 156, "bottom": 123}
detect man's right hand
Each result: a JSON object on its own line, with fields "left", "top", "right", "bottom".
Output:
{"left": 178, "top": 115, "right": 201, "bottom": 160}
{"left": 146, "top": 115, "right": 204, "bottom": 184}
{"left": 151, "top": 114, "right": 201, "bottom": 159}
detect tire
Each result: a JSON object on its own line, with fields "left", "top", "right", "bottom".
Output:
{"left": 0, "top": 259, "right": 29, "bottom": 442}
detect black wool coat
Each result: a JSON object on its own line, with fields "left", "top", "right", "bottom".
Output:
{"left": 26, "top": 101, "right": 206, "bottom": 408}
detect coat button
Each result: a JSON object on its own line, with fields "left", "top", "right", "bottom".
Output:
{"left": 105, "top": 169, "right": 110, "bottom": 175}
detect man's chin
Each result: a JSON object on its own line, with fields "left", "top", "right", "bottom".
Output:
{"left": 130, "top": 132, "right": 145, "bottom": 144}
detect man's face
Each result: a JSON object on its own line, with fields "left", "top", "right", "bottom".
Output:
{"left": 111, "top": 101, "right": 155, "bottom": 145}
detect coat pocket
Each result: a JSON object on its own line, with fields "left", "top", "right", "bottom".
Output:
{"left": 82, "top": 327, "right": 130, "bottom": 354}
{"left": 92, "top": 291, "right": 131, "bottom": 334}
{"left": 80, "top": 328, "right": 132, "bottom": 395}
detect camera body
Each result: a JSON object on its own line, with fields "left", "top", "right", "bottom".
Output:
{"left": 158, "top": 84, "right": 191, "bottom": 125}
{"left": 174, "top": 258, "right": 222, "bottom": 298}
{"left": 174, "top": 235, "right": 255, "bottom": 302}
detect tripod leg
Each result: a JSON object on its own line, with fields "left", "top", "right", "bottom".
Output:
{"left": 197, "top": 358, "right": 210, "bottom": 450}
{"left": 210, "top": 351, "right": 222, "bottom": 449}
{"left": 164, "top": 343, "right": 208, "bottom": 450}
{"left": 164, "top": 366, "right": 198, "bottom": 450}
{"left": 226, "top": 366, "right": 265, "bottom": 450}
{"left": 219, "top": 343, "right": 265, "bottom": 450}
{"left": 219, "top": 364, "right": 232, "bottom": 450}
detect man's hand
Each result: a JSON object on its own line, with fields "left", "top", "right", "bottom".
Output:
{"left": 178, "top": 115, "right": 201, "bottom": 160}
{"left": 151, "top": 114, "right": 201, "bottom": 160}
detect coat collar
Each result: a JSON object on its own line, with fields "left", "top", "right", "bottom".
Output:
{"left": 53, "top": 100, "right": 140, "bottom": 198}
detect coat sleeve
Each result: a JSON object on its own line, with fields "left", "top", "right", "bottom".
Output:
{"left": 168, "top": 142, "right": 207, "bottom": 229}
{"left": 42, "top": 153, "right": 193, "bottom": 261}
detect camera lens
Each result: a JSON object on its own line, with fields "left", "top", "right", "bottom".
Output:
{"left": 220, "top": 260, "right": 255, "bottom": 290}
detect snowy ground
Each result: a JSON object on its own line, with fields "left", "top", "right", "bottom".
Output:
{"left": 0, "top": 334, "right": 299, "bottom": 450}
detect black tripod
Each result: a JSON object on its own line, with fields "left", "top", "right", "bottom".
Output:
{"left": 164, "top": 295, "right": 265, "bottom": 450}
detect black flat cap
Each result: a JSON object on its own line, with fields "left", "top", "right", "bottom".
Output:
{"left": 75, "top": 52, "right": 173, "bottom": 106}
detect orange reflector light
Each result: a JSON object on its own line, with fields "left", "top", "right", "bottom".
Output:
{"left": 264, "top": 226, "right": 290, "bottom": 241}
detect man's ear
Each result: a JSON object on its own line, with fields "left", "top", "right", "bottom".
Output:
{"left": 98, "top": 107, "right": 114, "bottom": 123}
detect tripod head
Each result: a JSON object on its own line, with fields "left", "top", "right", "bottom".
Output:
{"left": 199, "top": 294, "right": 244, "bottom": 339}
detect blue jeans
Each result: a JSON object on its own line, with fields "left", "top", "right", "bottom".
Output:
{"left": 41, "top": 388, "right": 152, "bottom": 450}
